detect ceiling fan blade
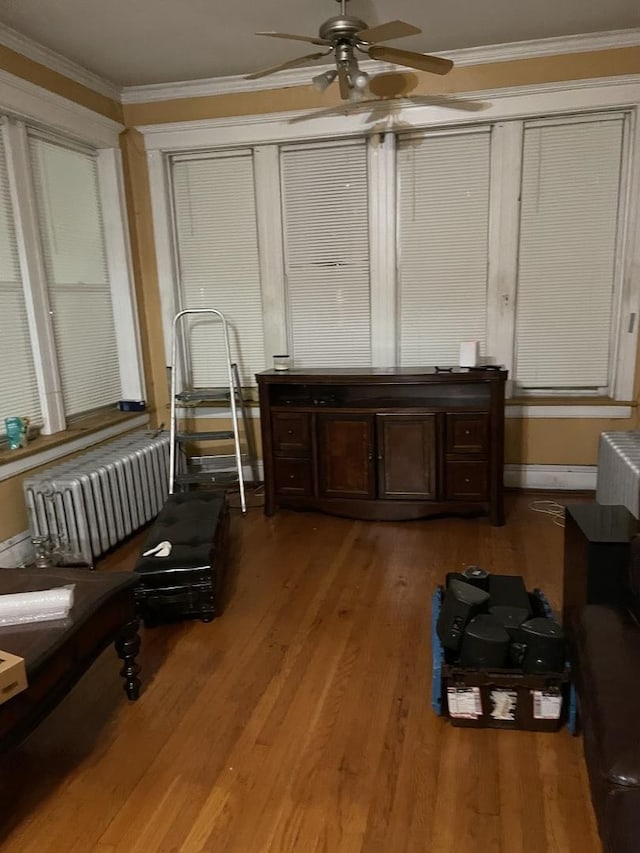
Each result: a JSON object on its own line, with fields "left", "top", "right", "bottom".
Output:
{"left": 337, "top": 65, "right": 351, "bottom": 100}
{"left": 356, "top": 20, "right": 421, "bottom": 44}
{"left": 245, "top": 51, "right": 332, "bottom": 80}
{"left": 369, "top": 46, "right": 453, "bottom": 75}
{"left": 255, "top": 31, "right": 331, "bottom": 47}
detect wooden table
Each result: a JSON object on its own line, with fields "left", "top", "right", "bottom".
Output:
{"left": 0, "top": 568, "right": 141, "bottom": 753}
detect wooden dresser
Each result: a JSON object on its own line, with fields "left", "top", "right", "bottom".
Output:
{"left": 256, "top": 367, "right": 507, "bottom": 525}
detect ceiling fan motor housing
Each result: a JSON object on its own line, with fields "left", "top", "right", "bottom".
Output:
{"left": 319, "top": 16, "right": 369, "bottom": 45}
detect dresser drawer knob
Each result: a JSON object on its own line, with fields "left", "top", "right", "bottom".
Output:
{"left": 465, "top": 429, "right": 471, "bottom": 436}
{"left": 289, "top": 474, "right": 295, "bottom": 479}
{"left": 464, "top": 478, "right": 470, "bottom": 484}
{"left": 287, "top": 429, "right": 293, "bottom": 435}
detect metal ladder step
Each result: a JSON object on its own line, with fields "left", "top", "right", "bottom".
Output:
{"left": 176, "top": 387, "right": 231, "bottom": 404}
{"left": 188, "top": 454, "right": 252, "bottom": 472}
{"left": 174, "top": 471, "right": 239, "bottom": 486}
{"left": 175, "top": 430, "right": 234, "bottom": 442}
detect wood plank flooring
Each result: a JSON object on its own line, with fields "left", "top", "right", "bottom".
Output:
{"left": 0, "top": 493, "right": 600, "bottom": 852}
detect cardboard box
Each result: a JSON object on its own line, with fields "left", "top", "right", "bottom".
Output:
{"left": 0, "top": 649, "right": 27, "bottom": 706}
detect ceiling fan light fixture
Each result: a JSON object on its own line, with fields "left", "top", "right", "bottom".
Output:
{"left": 312, "top": 69, "right": 338, "bottom": 92}
{"left": 352, "top": 69, "right": 369, "bottom": 90}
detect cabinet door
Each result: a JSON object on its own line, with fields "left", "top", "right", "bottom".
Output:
{"left": 317, "top": 414, "right": 375, "bottom": 499}
{"left": 377, "top": 415, "right": 437, "bottom": 500}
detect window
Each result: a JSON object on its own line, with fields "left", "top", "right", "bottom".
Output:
{"left": 29, "top": 134, "right": 121, "bottom": 416}
{"left": 171, "top": 151, "right": 264, "bottom": 386}
{"left": 514, "top": 115, "right": 626, "bottom": 391}
{"left": 0, "top": 110, "right": 140, "bottom": 440}
{"left": 156, "top": 101, "right": 637, "bottom": 403}
{"left": 397, "top": 128, "right": 491, "bottom": 366}
{"left": 280, "top": 140, "right": 371, "bottom": 367}
{"left": 0, "top": 130, "right": 41, "bottom": 426}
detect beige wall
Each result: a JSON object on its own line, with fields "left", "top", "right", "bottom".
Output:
{"left": 122, "top": 46, "right": 640, "bottom": 125}
{"left": 1, "top": 43, "right": 640, "bottom": 545}
{"left": 120, "top": 128, "right": 170, "bottom": 427}
{"left": 0, "top": 44, "right": 123, "bottom": 123}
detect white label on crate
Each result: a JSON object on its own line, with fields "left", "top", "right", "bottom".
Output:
{"left": 531, "top": 690, "right": 562, "bottom": 720}
{"left": 490, "top": 689, "right": 517, "bottom": 721}
{"left": 447, "top": 687, "right": 482, "bottom": 719}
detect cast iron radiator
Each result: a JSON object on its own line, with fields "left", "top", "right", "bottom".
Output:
{"left": 596, "top": 431, "right": 640, "bottom": 519}
{"left": 23, "top": 430, "right": 170, "bottom": 565}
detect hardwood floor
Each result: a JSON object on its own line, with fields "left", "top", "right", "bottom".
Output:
{"left": 0, "top": 493, "right": 599, "bottom": 852}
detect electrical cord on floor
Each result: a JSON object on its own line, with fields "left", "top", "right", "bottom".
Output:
{"left": 528, "top": 499, "right": 566, "bottom": 527}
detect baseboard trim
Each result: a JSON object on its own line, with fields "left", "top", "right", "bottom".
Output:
{"left": 0, "top": 464, "right": 591, "bottom": 561}
{"left": 504, "top": 464, "right": 597, "bottom": 491}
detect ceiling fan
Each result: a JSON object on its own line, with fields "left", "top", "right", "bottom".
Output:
{"left": 245, "top": 0, "right": 453, "bottom": 100}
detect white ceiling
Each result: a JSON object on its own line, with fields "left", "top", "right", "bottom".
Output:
{"left": 0, "top": 0, "right": 639, "bottom": 87}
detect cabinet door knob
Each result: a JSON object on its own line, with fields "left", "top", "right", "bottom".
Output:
{"left": 464, "top": 429, "right": 471, "bottom": 436}
{"left": 287, "top": 429, "right": 293, "bottom": 435}
{"left": 464, "top": 477, "right": 471, "bottom": 484}
{"left": 289, "top": 474, "right": 295, "bottom": 479}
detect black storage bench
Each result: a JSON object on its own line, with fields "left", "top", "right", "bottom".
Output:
{"left": 134, "top": 491, "right": 229, "bottom": 626}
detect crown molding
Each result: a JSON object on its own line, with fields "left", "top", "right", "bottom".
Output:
{"left": 121, "top": 27, "right": 640, "bottom": 104}
{"left": 0, "top": 22, "right": 121, "bottom": 101}
{"left": 135, "top": 74, "right": 640, "bottom": 145}
{"left": 0, "top": 68, "right": 123, "bottom": 146}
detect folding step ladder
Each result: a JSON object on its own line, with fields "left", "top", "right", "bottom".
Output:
{"left": 168, "top": 308, "right": 258, "bottom": 514}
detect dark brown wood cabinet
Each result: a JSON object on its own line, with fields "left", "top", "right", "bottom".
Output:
{"left": 257, "top": 367, "right": 507, "bottom": 525}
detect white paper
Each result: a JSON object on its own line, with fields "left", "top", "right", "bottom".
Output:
{"left": 490, "top": 689, "right": 517, "bottom": 721}
{"left": 447, "top": 686, "right": 482, "bottom": 719}
{"left": 531, "top": 690, "right": 562, "bottom": 720}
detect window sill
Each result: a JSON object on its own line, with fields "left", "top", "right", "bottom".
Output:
{"left": 0, "top": 411, "right": 150, "bottom": 482}
{"left": 505, "top": 398, "right": 635, "bottom": 419}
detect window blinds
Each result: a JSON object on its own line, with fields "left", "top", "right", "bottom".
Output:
{"left": 280, "top": 141, "right": 371, "bottom": 367}
{"left": 397, "top": 130, "right": 491, "bottom": 366}
{"left": 0, "top": 131, "right": 41, "bottom": 428}
{"left": 515, "top": 116, "right": 625, "bottom": 389}
{"left": 29, "top": 135, "right": 121, "bottom": 416}
{"left": 171, "top": 152, "right": 264, "bottom": 387}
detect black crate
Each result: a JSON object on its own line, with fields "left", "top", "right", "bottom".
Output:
{"left": 432, "top": 585, "right": 571, "bottom": 731}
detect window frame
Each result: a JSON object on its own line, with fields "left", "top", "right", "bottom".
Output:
{"left": 0, "top": 71, "right": 144, "bottom": 436}
{"left": 144, "top": 77, "right": 640, "bottom": 405}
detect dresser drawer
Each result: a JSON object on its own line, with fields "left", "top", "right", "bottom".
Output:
{"left": 272, "top": 412, "right": 311, "bottom": 454}
{"left": 446, "top": 413, "right": 488, "bottom": 454}
{"left": 274, "top": 458, "right": 313, "bottom": 496}
{"left": 445, "top": 461, "right": 489, "bottom": 500}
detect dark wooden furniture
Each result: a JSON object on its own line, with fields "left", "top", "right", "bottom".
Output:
{"left": 0, "top": 568, "right": 140, "bottom": 753}
{"left": 134, "top": 491, "right": 229, "bottom": 626}
{"left": 257, "top": 367, "right": 507, "bottom": 524}
{"left": 563, "top": 502, "right": 638, "bottom": 636}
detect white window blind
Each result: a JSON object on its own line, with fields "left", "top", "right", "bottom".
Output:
{"left": 171, "top": 152, "right": 264, "bottom": 387}
{"left": 397, "top": 130, "right": 491, "bottom": 366}
{"left": 0, "top": 131, "right": 41, "bottom": 429}
{"left": 514, "top": 116, "right": 625, "bottom": 390}
{"left": 280, "top": 141, "right": 371, "bottom": 367}
{"left": 29, "top": 135, "right": 121, "bottom": 416}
